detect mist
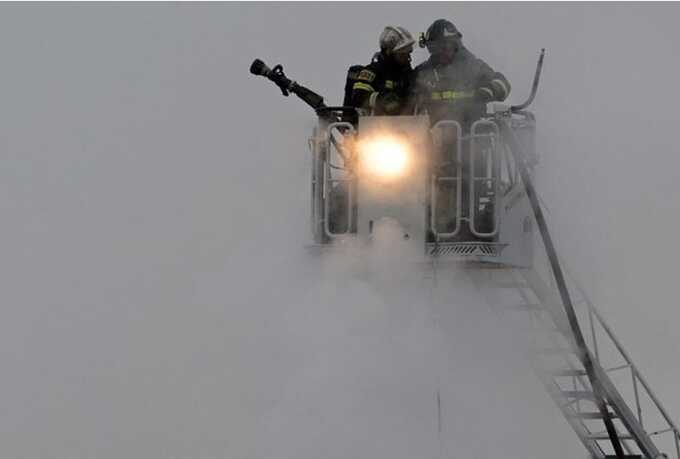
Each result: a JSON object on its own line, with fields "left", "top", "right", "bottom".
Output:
{"left": 0, "top": 3, "right": 679, "bottom": 459}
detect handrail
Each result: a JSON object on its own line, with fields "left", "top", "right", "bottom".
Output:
{"left": 502, "top": 118, "right": 633, "bottom": 458}
{"left": 430, "top": 120, "right": 463, "bottom": 239}
{"left": 469, "top": 119, "right": 501, "bottom": 238}
{"left": 569, "top": 273, "right": 680, "bottom": 459}
{"left": 511, "top": 49, "right": 545, "bottom": 113}
{"left": 323, "top": 122, "right": 355, "bottom": 238}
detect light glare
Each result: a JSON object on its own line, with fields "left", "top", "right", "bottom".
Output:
{"left": 360, "top": 137, "right": 409, "bottom": 179}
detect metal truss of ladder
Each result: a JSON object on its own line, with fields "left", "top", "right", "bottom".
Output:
{"left": 469, "top": 265, "right": 680, "bottom": 459}
{"left": 469, "top": 120, "right": 680, "bottom": 459}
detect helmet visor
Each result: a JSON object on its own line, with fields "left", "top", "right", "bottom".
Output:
{"left": 393, "top": 46, "right": 413, "bottom": 66}
{"left": 393, "top": 44, "right": 413, "bottom": 56}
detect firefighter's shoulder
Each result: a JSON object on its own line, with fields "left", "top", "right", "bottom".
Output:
{"left": 356, "top": 66, "right": 378, "bottom": 83}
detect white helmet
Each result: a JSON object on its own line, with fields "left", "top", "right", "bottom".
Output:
{"left": 379, "top": 26, "right": 415, "bottom": 55}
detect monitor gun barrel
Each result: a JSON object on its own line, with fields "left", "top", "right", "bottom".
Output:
{"left": 250, "top": 58, "right": 326, "bottom": 111}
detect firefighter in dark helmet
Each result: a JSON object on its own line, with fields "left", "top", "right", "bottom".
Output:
{"left": 347, "top": 26, "right": 416, "bottom": 116}
{"left": 413, "top": 19, "right": 510, "bottom": 241}
{"left": 412, "top": 19, "right": 511, "bottom": 126}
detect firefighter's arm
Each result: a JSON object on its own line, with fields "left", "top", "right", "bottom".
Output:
{"left": 475, "top": 59, "right": 511, "bottom": 102}
{"left": 350, "top": 68, "right": 402, "bottom": 115}
{"left": 350, "top": 68, "right": 378, "bottom": 110}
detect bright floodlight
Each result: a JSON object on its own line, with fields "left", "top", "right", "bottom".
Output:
{"left": 360, "top": 137, "right": 409, "bottom": 179}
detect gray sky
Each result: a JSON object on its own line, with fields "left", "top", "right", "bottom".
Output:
{"left": 0, "top": 3, "right": 679, "bottom": 459}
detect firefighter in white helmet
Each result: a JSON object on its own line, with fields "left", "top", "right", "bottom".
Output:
{"left": 347, "top": 26, "right": 415, "bottom": 116}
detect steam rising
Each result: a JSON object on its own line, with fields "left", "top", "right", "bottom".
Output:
{"left": 0, "top": 4, "right": 678, "bottom": 459}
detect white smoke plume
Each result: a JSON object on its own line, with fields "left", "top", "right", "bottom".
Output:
{"left": 0, "top": 3, "right": 678, "bottom": 459}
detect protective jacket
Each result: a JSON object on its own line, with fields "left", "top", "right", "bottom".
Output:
{"left": 412, "top": 47, "right": 510, "bottom": 126}
{"left": 348, "top": 53, "right": 413, "bottom": 116}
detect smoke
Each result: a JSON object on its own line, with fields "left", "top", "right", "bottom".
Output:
{"left": 232, "top": 209, "right": 571, "bottom": 459}
{"left": 0, "top": 3, "right": 678, "bottom": 459}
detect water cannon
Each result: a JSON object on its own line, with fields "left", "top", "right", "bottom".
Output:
{"left": 249, "top": 58, "right": 270, "bottom": 77}
{"left": 249, "top": 59, "right": 287, "bottom": 94}
{"left": 249, "top": 58, "right": 325, "bottom": 110}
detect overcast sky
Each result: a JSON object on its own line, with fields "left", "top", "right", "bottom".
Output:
{"left": 0, "top": 3, "right": 679, "bottom": 459}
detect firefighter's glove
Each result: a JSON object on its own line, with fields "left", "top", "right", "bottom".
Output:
{"left": 376, "top": 91, "right": 402, "bottom": 115}
{"left": 475, "top": 86, "right": 495, "bottom": 103}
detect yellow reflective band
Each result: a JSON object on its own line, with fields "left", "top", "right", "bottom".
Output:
{"left": 368, "top": 91, "right": 379, "bottom": 108}
{"left": 431, "top": 90, "right": 474, "bottom": 101}
{"left": 384, "top": 80, "right": 395, "bottom": 89}
{"left": 357, "top": 69, "right": 376, "bottom": 82}
{"left": 353, "top": 82, "right": 375, "bottom": 92}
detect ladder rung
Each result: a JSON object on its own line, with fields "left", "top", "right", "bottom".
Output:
{"left": 551, "top": 369, "right": 587, "bottom": 377}
{"left": 524, "top": 325, "right": 562, "bottom": 334}
{"left": 509, "top": 303, "right": 544, "bottom": 311}
{"left": 535, "top": 347, "right": 575, "bottom": 355}
{"left": 587, "top": 433, "right": 634, "bottom": 441}
{"left": 570, "top": 411, "right": 618, "bottom": 419}
{"left": 604, "top": 364, "right": 631, "bottom": 373}
{"left": 562, "top": 390, "right": 596, "bottom": 400}
{"left": 492, "top": 282, "right": 530, "bottom": 289}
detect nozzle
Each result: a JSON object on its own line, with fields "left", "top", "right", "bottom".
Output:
{"left": 250, "top": 58, "right": 271, "bottom": 77}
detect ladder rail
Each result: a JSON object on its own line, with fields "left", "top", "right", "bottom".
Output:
{"left": 469, "top": 268, "right": 616, "bottom": 459}
{"left": 569, "top": 274, "right": 680, "bottom": 458}
{"left": 322, "top": 122, "right": 356, "bottom": 238}
{"left": 541, "top": 373, "right": 608, "bottom": 458}
{"left": 500, "top": 118, "right": 659, "bottom": 459}
{"left": 518, "top": 269, "right": 642, "bottom": 458}
{"left": 469, "top": 120, "right": 501, "bottom": 238}
{"left": 430, "top": 120, "right": 463, "bottom": 239}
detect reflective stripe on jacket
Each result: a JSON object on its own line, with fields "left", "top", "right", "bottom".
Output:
{"left": 349, "top": 53, "right": 412, "bottom": 116}
{"left": 412, "top": 47, "right": 510, "bottom": 125}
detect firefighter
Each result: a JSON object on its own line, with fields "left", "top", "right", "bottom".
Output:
{"left": 329, "top": 26, "right": 415, "bottom": 235}
{"left": 348, "top": 26, "right": 416, "bottom": 116}
{"left": 413, "top": 19, "right": 510, "bottom": 241}
{"left": 412, "top": 19, "right": 511, "bottom": 126}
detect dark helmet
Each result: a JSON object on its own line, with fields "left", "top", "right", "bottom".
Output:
{"left": 419, "top": 19, "right": 463, "bottom": 54}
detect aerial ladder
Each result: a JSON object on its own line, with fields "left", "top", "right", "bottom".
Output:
{"left": 249, "top": 50, "right": 680, "bottom": 459}
{"left": 462, "top": 118, "right": 680, "bottom": 459}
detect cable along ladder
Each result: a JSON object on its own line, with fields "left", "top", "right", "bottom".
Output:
{"left": 466, "top": 121, "right": 680, "bottom": 459}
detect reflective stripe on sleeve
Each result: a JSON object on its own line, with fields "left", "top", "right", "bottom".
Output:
{"left": 490, "top": 79, "right": 509, "bottom": 99}
{"left": 357, "top": 69, "right": 376, "bottom": 82}
{"left": 353, "top": 82, "right": 375, "bottom": 92}
{"left": 368, "top": 91, "right": 379, "bottom": 108}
